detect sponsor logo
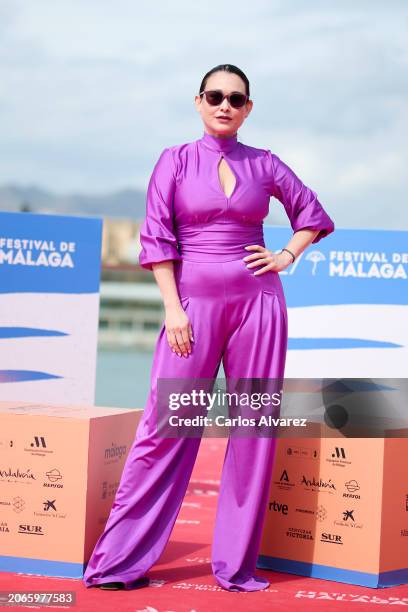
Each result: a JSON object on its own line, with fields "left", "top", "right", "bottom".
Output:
{"left": 315, "top": 505, "right": 328, "bottom": 522}
{"left": 185, "top": 557, "right": 211, "bottom": 564}
{"left": 18, "top": 524, "right": 44, "bottom": 535}
{"left": 0, "top": 438, "right": 14, "bottom": 450}
{"left": 101, "top": 480, "right": 120, "bottom": 500}
{"left": 269, "top": 500, "right": 289, "bottom": 515}
{"left": 0, "top": 521, "right": 10, "bottom": 533}
{"left": 343, "top": 479, "right": 361, "bottom": 499}
{"left": 295, "top": 507, "right": 315, "bottom": 516}
{"left": 301, "top": 475, "right": 336, "bottom": 493}
{"left": 295, "top": 590, "right": 408, "bottom": 603}
{"left": 305, "top": 250, "right": 325, "bottom": 275}
{"left": 24, "top": 435, "right": 53, "bottom": 456}
{"left": 329, "top": 251, "right": 407, "bottom": 279}
{"left": 31, "top": 436, "right": 46, "bottom": 448}
{"left": 33, "top": 499, "right": 67, "bottom": 520}
{"left": 43, "top": 499, "right": 57, "bottom": 511}
{"left": 12, "top": 496, "right": 25, "bottom": 513}
{"left": 294, "top": 504, "right": 327, "bottom": 520}
{"left": 274, "top": 469, "right": 295, "bottom": 490}
{"left": 343, "top": 509, "right": 354, "bottom": 521}
{"left": 334, "top": 509, "right": 363, "bottom": 529}
{"left": 321, "top": 532, "right": 343, "bottom": 544}
{"left": 104, "top": 442, "right": 127, "bottom": 462}
{"left": 286, "top": 446, "right": 319, "bottom": 460}
{"left": 286, "top": 527, "right": 313, "bottom": 540}
{"left": 0, "top": 466, "right": 36, "bottom": 483}
{"left": 43, "top": 468, "right": 63, "bottom": 488}
{"left": 326, "top": 447, "right": 351, "bottom": 468}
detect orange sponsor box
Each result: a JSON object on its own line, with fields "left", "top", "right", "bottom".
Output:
{"left": 258, "top": 423, "right": 408, "bottom": 587}
{"left": 0, "top": 401, "right": 142, "bottom": 578}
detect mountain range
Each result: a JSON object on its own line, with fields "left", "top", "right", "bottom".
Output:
{"left": 0, "top": 183, "right": 279, "bottom": 224}
{"left": 0, "top": 184, "right": 147, "bottom": 220}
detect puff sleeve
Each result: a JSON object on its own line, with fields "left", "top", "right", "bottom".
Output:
{"left": 266, "top": 150, "right": 335, "bottom": 244}
{"left": 138, "top": 147, "right": 182, "bottom": 271}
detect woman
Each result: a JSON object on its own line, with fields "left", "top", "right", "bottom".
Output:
{"left": 83, "top": 63, "right": 335, "bottom": 593}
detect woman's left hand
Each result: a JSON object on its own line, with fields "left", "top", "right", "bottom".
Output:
{"left": 243, "top": 245, "right": 293, "bottom": 274}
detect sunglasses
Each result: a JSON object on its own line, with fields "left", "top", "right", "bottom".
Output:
{"left": 199, "top": 89, "right": 249, "bottom": 109}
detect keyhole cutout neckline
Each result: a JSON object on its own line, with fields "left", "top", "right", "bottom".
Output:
{"left": 217, "top": 155, "right": 237, "bottom": 199}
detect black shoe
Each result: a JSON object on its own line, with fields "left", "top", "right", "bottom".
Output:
{"left": 96, "top": 577, "right": 149, "bottom": 591}
{"left": 96, "top": 582, "right": 125, "bottom": 590}
{"left": 128, "top": 577, "right": 150, "bottom": 590}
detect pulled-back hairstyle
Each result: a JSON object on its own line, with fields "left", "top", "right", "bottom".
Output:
{"left": 199, "top": 64, "right": 250, "bottom": 97}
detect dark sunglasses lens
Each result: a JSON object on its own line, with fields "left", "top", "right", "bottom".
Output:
{"left": 230, "top": 93, "right": 247, "bottom": 108}
{"left": 205, "top": 91, "right": 223, "bottom": 105}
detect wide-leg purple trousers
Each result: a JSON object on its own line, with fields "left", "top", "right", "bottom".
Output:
{"left": 83, "top": 255, "right": 288, "bottom": 592}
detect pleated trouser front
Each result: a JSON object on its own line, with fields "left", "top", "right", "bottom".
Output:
{"left": 83, "top": 256, "right": 288, "bottom": 592}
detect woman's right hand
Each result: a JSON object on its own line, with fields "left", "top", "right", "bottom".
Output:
{"left": 164, "top": 303, "right": 194, "bottom": 357}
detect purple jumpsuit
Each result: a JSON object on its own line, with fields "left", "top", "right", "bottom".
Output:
{"left": 83, "top": 131, "right": 335, "bottom": 592}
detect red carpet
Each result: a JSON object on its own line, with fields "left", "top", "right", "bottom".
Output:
{"left": 1, "top": 438, "right": 408, "bottom": 611}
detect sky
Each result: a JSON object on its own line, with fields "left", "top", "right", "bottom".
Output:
{"left": 1, "top": 0, "right": 407, "bottom": 229}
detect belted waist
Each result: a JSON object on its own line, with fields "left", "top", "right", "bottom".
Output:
{"left": 176, "top": 221, "right": 265, "bottom": 262}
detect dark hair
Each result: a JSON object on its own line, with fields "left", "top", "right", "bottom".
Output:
{"left": 199, "top": 64, "right": 250, "bottom": 97}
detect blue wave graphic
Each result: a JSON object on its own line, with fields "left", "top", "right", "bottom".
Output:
{"left": 289, "top": 338, "right": 403, "bottom": 350}
{"left": 0, "top": 327, "right": 68, "bottom": 339}
{"left": 0, "top": 370, "right": 63, "bottom": 383}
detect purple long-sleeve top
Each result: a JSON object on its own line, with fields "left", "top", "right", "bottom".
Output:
{"left": 138, "top": 130, "right": 335, "bottom": 270}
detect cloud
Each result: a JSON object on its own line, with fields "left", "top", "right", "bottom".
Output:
{"left": 0, "top": 0, "right": 407, "bottom": 227}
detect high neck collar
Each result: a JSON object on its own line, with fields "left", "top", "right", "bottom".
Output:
{"left": 199, "top": 130, "right": 239, "bottom": 153}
